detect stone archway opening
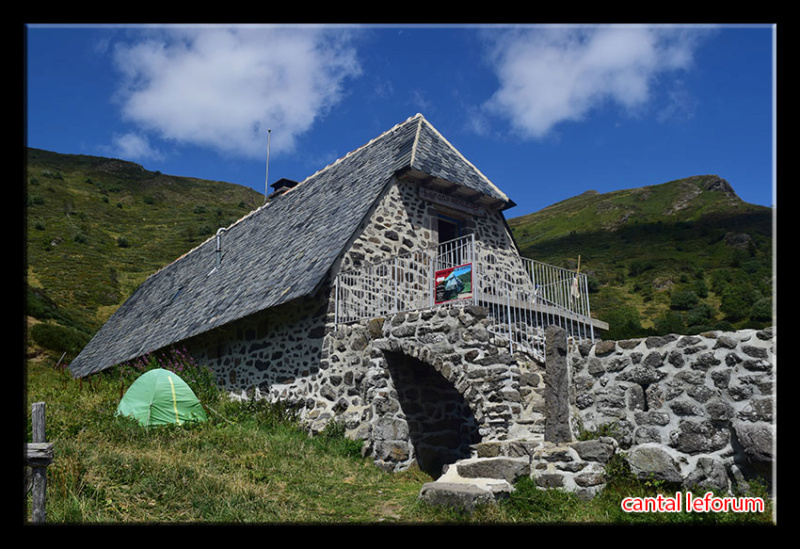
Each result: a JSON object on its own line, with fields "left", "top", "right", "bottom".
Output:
{"left": 384, "top": 350, "right": 480, "bottom": 478}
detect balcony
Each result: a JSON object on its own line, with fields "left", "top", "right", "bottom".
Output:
{"left": 333, "top": 234, "right": 607, "bottom": 360}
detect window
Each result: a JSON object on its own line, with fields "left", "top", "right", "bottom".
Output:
{"left": 437, "top": 214, "right": 461, "bottom": 244}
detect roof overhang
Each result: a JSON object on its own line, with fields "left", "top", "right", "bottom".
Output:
{"left": 396, "top": 167, "right": 516, "bottom": 213}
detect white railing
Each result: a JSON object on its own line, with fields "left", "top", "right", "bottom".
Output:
{"left": 475, "top": 252, "right": 596, "bottom": 359}
{"left": 334, "top": 234, "right": 597, "bottom": 359}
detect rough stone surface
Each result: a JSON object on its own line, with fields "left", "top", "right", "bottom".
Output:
{"left": 627, "top": 445, "right": 684, "bottom": 483}
{"left": 455, "top": 456, "right": 530, "bottom": 483}
{"left": 418, "top": 481, "right": 497, "bottom": 512}
{"left": 570, "top": 327, "right": 775, "bottom": 494}
{"left": 545, "top": 326, "right": 572, "bottom": 444}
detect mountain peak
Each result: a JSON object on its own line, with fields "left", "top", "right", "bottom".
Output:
{"left": 692, "top": 175, "right": 738, "bottom": 199}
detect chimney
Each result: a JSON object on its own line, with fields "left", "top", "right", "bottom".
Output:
{"left": 267, "top": 178, "right": 299, "bottom": 201}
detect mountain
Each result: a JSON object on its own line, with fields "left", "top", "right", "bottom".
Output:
{"left": 508, "top": 175, "right": 773, "bottom": 339}
{"left": 25, "top": 149, "right": 773, "bottom": 361}
{"left": 25, "top": 148, "right": 265, "bottom": 359}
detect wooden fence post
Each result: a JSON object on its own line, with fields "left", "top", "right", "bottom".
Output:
{"left": 26, "top": 402, "right": 53, "bottom": 523}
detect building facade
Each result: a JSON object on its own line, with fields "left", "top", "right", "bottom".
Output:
{"left": 70, "top": 114, "right": 603, "bottom": 475}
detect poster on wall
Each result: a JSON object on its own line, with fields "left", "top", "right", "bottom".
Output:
{"left": 435, "top": 263, "right": 473, "bottom": 304}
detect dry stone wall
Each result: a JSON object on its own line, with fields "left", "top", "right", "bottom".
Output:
{"left": 423, "top": 326, "right": 776, "bottom": 508}
{"left": 567, "top": 328, "right": 775, "bottom": 494}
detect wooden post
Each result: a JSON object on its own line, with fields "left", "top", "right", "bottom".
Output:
{"left": 28, "top": 402, "right": 53, "bottom": 523}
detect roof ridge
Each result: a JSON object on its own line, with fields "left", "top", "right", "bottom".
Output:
{"left": 415, "top": 116, "right": 509, "bottom": 203}
{"left": 277, "top": 113, "right": 425, "bottom": 200}
{"left": 409, "top": 113, "right": 424, "bottom": 168}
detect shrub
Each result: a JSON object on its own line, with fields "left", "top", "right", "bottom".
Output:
{"left": 312, "top": 421, "right": 365, "bottom": 459}
{"left": 604, "top": 306, "right": 646, "bottom": 340}
{"left": 628, "top": 259, "right": 655, "bottom": 277}
{"left": 670, "top": 290, "right": 699, "bottom": 311}
{"left": 118, "top": 346, "right": 220, "bottom": 404}
{"left": 720, "top": 289, "right": 752, "bottom": 321}
{"left": 686, "top": 303, "right": 714, "bottom": 327}
{"left": 750, "top": 298, "right": 773, "bottom": 322}
{"left": 694, "top": 278, "right": 709, "bottom": 298}
{"left": 29, "top": 322, "right": 90, "bottom": 356}
{"left": 216, "top": 397, "right": 299, "bottom": 430}
{"left": 654, "top": 311, "right": 685, "bottom": 335}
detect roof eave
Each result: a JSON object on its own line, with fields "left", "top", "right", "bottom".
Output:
{"left": 396, "top": 166, "right": 514, "bottom": 213}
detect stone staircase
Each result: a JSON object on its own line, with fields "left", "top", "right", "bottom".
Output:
{"left": 418, "top": 437, "right": 619, "bottom": 512}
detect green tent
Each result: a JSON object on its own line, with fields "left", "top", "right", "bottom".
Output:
{"left": 116, "top": 368, "right": 208, "bottom": 426}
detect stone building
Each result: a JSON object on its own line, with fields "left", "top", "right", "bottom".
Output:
{"left": 69, "top": 114, "right": 604, "bottom": 475}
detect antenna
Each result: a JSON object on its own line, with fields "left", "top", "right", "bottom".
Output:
{"left": 264, "top": 128, "right": 272, "bottom": 204}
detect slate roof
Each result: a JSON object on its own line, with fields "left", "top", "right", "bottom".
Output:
{"left": 69, "top": 114, "right": 514, "bottom": 378}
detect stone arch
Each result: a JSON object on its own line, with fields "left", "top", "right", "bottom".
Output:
{"left": 381, "top": 349, "right": 480, "bottom": 477}
{"left": 369, "top": 307, "right": 531, "bottom": 475}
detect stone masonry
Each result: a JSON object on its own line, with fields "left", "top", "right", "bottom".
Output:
{"left": 421, "top": 326, "right": 776, "bottom": 508}
{"left": 569, "top": 327, "right": 775, "bottom": 493}
{"left": 190, "top": 294, "right": 774, "bottom": 507}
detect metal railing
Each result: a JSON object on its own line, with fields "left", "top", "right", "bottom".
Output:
{"left": 334, "top": 234, "right": 597, "bottom": 359}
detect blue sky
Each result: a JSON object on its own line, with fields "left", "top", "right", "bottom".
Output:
{"left": 25, "top": 24, "right": 776, "bottom": 218}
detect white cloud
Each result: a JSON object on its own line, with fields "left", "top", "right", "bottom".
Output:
{"left": 482, "top": 25, "right": 710, "bottom": 139}
{"left": 110, "top": 132, "right": 163, "bottom": 161}
{"left": 109, "top": 25, "right": 361, "bottom": 160}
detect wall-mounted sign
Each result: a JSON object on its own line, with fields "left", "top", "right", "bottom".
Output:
{"left": 435, "top": 263, "right": 473, "bottom": 304}
{"left": 419, "top": 186, "right": 482, "bottom": 216}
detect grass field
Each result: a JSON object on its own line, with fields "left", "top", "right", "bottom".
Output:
{"left": 24, "top": 354, "right": 776, "bottom": 525}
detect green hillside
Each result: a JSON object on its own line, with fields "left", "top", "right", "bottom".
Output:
{"left": 509, "top": 175, "right": 773, "bottom": 339}
{"left": 25, "top": 148, "right": 264, "bottom": 359}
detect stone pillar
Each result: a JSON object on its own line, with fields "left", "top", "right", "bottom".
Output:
{"left": 545, "top": 326, "right": 572, "bottom": 443}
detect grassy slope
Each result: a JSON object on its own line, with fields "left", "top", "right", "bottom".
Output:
{"left": 508, "top": 175, "right": 773, "bottom": 337}
{"left": 26, "top": 148, "right": 264, "bottom": 341}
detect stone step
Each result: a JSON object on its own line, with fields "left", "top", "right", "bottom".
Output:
{"left": 418, "top": 437, "right": 621, "bottom": 510}
{"left": 417, "top": 455, "right": 530, "bottom": 511}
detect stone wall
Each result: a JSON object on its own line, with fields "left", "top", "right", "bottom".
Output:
{"left": 189, "top": 298, "right": 546, "bottom": 477}
{"left": 424, "top": 326, "right": 776, "bottom": 506}
{"left": 188, "top": 292, "right": 329, "bottom": 398}
{"left": 367, "top": 306, "right": 545, "bottom": 475}
{"left": 336, "top": 176, "right": 516, "bottom": 274}
{"left": 565, "top": 328, "right": 775, "bottom": 494}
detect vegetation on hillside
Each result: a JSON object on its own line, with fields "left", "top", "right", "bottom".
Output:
{"left": 508, "top": 175, "right": 773, "bottom": 340}
{"left": 25, "top": 148, "right": 264, "bottom": 362}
